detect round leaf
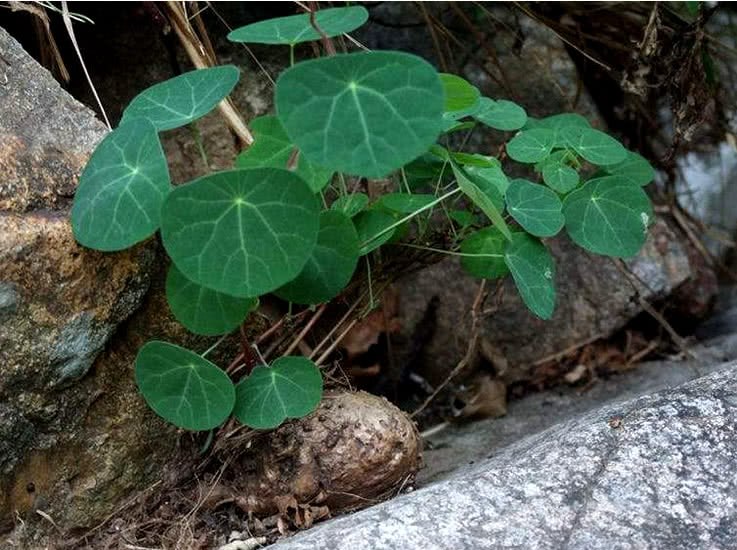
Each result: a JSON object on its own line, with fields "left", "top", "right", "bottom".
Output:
{"left": 460, "top": 226, "right": 509, "bottom": 279}
{"left": 71, "top": 118, "right": 170, "bottom": 251}
{"left": 161, "top": 168, "right": 320, "bottom": 297}
{"left": 465, "top": 164, "right": 510, "bottom": 196}
{"left": 354, "top": 210, "right": 397, "bottom": 255}
{"left": 378, "top": 193, "right": 436, "bottom": 214}
{"left": 506, "top": 128, "right": 556, "bottom": 163}
{"left": 474, "top": 97, "right": 528, "bottom": 131}
{"left": 236, "top": 115, "right": 332, "bottom": 193}
{"left": 234, "top": 356, "right": 323, "bottom": 430}
{"left": 440, "top": 73, "right": 480, "bottom": 113}
{"left": 504, "top": 233, "right": 556, "bottom": 320}
{"left": 122, "top": 66, "right": 240, "bottom": 131}
{"left": 536, "top": 113, "right": 590, "bottom": 133}
{"left": 561, "top": 127, "right": 627, "bottom": 166}
{"left": 276, "top": 51, "right": 444, "bottom": 178}
{"left": 331, "top": 193, "right": 369, "bottom": 218}
{"left": 542, "top": 161, "right": 579, "bottom": 194}
{"left": 506, "top": 178, "right": 564, "bottom": 237}
{"left": 275, "top": 211, "right": 359, "bottom": 304}
{"left": 227, "top": 6, "right": 369, "bottom": 45}
{"left": 135, "top": 341, "right": 235, "bottom": 431}
{"left": 166, "top": 265, "right": 258, "bottom": 336}
{"left": 603, "top": 151, "right": 655, "bottom": 186}
{"left": 563, "top": 176, "right": 652, "bottom": 258}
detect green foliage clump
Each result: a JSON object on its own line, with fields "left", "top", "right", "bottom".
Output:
{"left": 72, "top": 6, "right": 655, "bottom": 432}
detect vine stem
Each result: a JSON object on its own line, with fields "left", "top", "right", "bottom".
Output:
{"left": 201, "top": 333, "right": 230, "bottom": 358}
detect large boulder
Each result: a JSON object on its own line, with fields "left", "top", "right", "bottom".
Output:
{"left": 271, "top": 359, "right": 737, "bottom": 550}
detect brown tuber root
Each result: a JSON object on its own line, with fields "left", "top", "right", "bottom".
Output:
{"left": 231, "top": 391, "right": 421, "bottom": 517}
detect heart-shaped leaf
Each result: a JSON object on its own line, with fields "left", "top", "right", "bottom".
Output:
{"left": 166, "top": 265, "right": 258, "bottom": 336}
{"left": 275, "top": 51, "right": 444, "bottom": 178}
{"left": 506, "top": 128, "right": 556, "bottom": 163}
{"left": 561, "top": 127, "right": 627, "bottom": 166}
{"left": 505, "top": 178, "right": 564, "bottom": 237}
{"left": 504, "top": 233, "right": 556, "bottom": 320}
{"left": 235, "top": 115, "right": 333, "bottom": 193}
{"left": 562, "top": 175, "right": 652, "bottom": 257}
{"left": 275, "top": 211, "right": 359, "bottom": 304}
{"left": 227, "top": 6, "right": 369, "bottom": 45}
{"left": 460, "top": 226, "right": 509, "bottom": 279}
{"left": 71, "top": 118, "right": 170, "bottom": 251}
{"left": 603, "top": 151, "right": 655, "bottom": 186}
{"left": 161, "top": 168, "right": 320, "bottom": 297}
{"left": 542, "top": 161, "right": 579, "bottom": 194}
{"left": 440, "top": 73, "right": 481, "bottom": 113}
{"left": 331, "top": 193, "right": 369, "bottom": 218}
{"left": 122, "top": 66, "right": 240, "bottom": 131}
{"left": 234, "top": 356, "right": 323, "bottom": 429}
{"left": 474, "top": 97, "right": 527, "bottom": 131}
{"left": 354, "top": 210, "right": 397, "bottom": 255}
{"left": 135, "top": 341, "right": 235, "bottom": 431}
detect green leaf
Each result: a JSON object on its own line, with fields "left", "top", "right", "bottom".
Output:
{"left": 234, "top": 356, "right": 323, "bottom": 429}
{"left": 505, "top": 179, "right": 564, "bottom": 237}
{"left": 135, "top": 341, "right": 235, "bottom": 431}
{"left": 542, "top": 161, "right": 580, "bottom": 194}
{"left": 227, "top": 6, "right": 369, "bottom": 45}
{"left": 403, "top": 154, "right": 449, "bottom": 187}
{"left": 451, "top": 161, "right": 511, "bottom": 241}
{"left": 378, "top": 193, "right": 437, "bottom": 214}
{"left": 504, "top": 233, "right": 556, "bottom": 320}
{"left": 440, "top": 73, "right": 481, "bottom": 113}
{"left": 603, "top": 151, "right": 655, "bottom": 187}
{"left": 449, "top": 209, "right": 476, "bottom": 228}
{"left": 71, "top": 118, "right": 170, "bottom": 251}
{"left": 122, "top": 66, "right": 239, "bottom": 131}
{"left": 166, "top": 265, "right": 258, "bottom": 336}
{"left": 474, "top": 97, "right": 527, "bottom": 131}
{"left": 536, "top": 113, "right": 590, "bottom": 133}
{"left": 236, "top": 115, "right": 333, "bottom": 193}
{"left": 450, "top": 152, "right": 498, "bottom": 168}
{"left": 275, "top": 51, "right": 444, "bottom": 178}
{"left": 460, "top": 226, "right": 509, "bottom": 279}
{"left": 161, "top": 168, "right": 320, "bottom": 298}
{"left": 561, "top": 127, "right": 627, "bottom": 166}
{"left": 563, "top": 175, "right": 652, "bottom": 258}
{"left": 506, "top": 128, "right": 556, "bottom": 163}
{"left": 465, "top": 164, "right": 510, "bottom": 196}
{"left": 354, "top": 210, "right": 397, "bottom": 255}
{"left": 275, "top": 211, "right": 359, "bottom": 304}
{"left": 331, "top": 193, "right": 369, "bottom": 217}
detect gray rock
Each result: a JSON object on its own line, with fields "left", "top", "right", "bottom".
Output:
{"left": 272, "top": 359, "right": 737, "bottom": 550}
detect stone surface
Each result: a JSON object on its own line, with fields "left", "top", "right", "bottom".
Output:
{"left": 0, "top": 26, "right": 192, "bottom": 534}
{"left": 399, "top": 218, "right": 693, "bottom": 386}
{"left": 272, "top": 358, "right": 737, "bottom": 550}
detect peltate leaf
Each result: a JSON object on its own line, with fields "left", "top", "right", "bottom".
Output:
{"left": 561, "top": 127, "right": 627, "bottom": 166}
{"left": 275, "top": 51, "right": 444, "bottom": 178}
{"left": 166, "top": 265, "right": 258, "bottom": 336}
{"left": 236, "top": 115, "right": 333, "bottom": 193}
{"left": 465, "top": 163, "right": 510, "bottom": 196}
{"left": 440, "top": 73, "right": 481, "bottom": 113}
{"left": 460, "top": 226, "right": 509, "bottom": 279}
{"left": 135, "top": 341, "right": 235, "bottom": 431}
{"left": 122, "top": 66, "right": 239, "bottom": 131}
{"left": 71, "top": 118, "right": 170, "bottom": 251}
{"left": 474, "top": 97, "right": 527, "bottom": 131}
{"left": 227, "top": 6, "right": 369, "bottom": 45}
{"left": 161, "top": 168, "right": 320, "bottom": 297}
{"left": 542, "top": 161, "right": 580, "bottom": 194}
{"left": 234, "top": 356, "right": 323, "bottom": 429}
{"left": 275, "top": 211, "right": 359, "bottom": 304}
{"left": 562, "top": 175, "right": 652, "bottom": 258}
{"left": 505, "top": 179, "right": 564, "bottom": 237}
{"left": 603, "top": 151, "right": 655, "bottom": 186}
{"left": 506, "top": 128, "right": 556, "bottom": 163}
{"left": 504, "top": 233, "right": 556, "bottom": 320}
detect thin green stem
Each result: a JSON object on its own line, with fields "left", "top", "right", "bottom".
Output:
{"left": 398, "top": 242, "right": 503, "bottom": 259}
{"left": 360, "top": 186, "right": 462, "bottom": 249}
{"left": 400, "top": 168, "right": 412, "bottom": 194}
{"left": 190, "top": 123, "right": 209, "bottom": 171}
{"left": 337, "top": 172, "right": 349, "bottom": 197}
{"left": 201, "top": 333, "right": 229, "bottom": 358}
{"left": 366, "top": 256, "right": 375, "bottom": 310}
{"left": 290, "top": 44, "right": 295, "bottom": 67}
